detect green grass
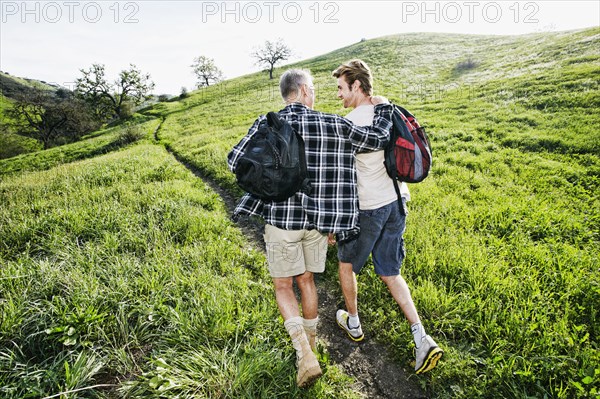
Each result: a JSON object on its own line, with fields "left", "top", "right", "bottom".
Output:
{"left": 150, "top": 28, "right": 599, "bottom": 398}
{"left": 0, "top": 94, "right": 43, "bottom": 159}
{"left": 0, "top": 116, "right": 160, "bottom": 177}
{"left": 0, "top": 28, "right": 599, "bottom": 398}
{"left": 0, "top": 144, "right": 359, "bottom": 398}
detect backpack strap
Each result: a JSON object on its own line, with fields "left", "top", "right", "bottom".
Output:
{"left": 266, "top": 111, "right": 283, "bottom": 129}
{"left": 297, "top": 134, "right": 312, "bottom": 195}
{"left": 393, "top": 180, "right": 406, "bottom": 216}
{"left": 269, "top": 111, "right": 312, "bottom": 196}
{"left": 389, "top": 104, "right": 406, "bottom": 216}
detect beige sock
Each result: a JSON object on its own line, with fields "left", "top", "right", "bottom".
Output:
{"left": 284, "top": 317, "right": 308, "bottom": 355}
{"left": 302, "top": 317, "right": 318, "bottom": 351}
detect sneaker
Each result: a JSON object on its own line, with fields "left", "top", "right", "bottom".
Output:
{"left": 415, "top": 335, "right": 443, "bottom": 374}
{"left": 336, "top": 309, "right": 364, "bottom": 342}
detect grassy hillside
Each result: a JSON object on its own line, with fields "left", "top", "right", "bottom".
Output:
{"left": 1, "top": 28, "right": 598, "bottom": 398}
{"left": 0, "top": 143, "right": 359, "bottom": 398}
{"left": 0, "top": 115, "right": 159, "bottom": 176}
{"left": 0, "top": 71, "right": 60, "bottom": 97}
{"left": 0, "top": 72, "right": 65, "bottom": 159}
{"left": 0, "top": 91, "right": 42, "bottom": 159}
{"left": 152, "top": 28, "right": 600, "bottom": 398}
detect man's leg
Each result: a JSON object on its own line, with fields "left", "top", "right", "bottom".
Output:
{"left": 380, "top": 273, "right": 443, "bottom": 374}
{"left": 272, "top": 274, "right": 322, "bottom": 386}
{"left": 372, "top": 202, "right": 443, "bottom": 374}
{"left": 295, "top": 271, "right": 318, "bottom": 351}
{"left": 273, "top": 276, "right": 301, "bottom": 320}
{"left": 298, "top": 230, "right": 327, "bottom": 351}
{"left": 296, "top": 271, "right": 317, "bottom": 319}
{"left": 266, "top": 225, "right": 322, "bottom": 387}
{"left": 335, "top": 212, "right": 383, "bottom": 342}
{"left": 379, "top": 274, "right": 419, "bottom": 325}
{"left": 338, "top": 261, "right": 358, "bottom": 316}
{"left": 336, "top": 260, "right": 364, "bottom": 341}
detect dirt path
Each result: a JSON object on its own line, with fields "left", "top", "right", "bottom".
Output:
{"left": 160, "top": 138, "right": 427, "bottom": 399}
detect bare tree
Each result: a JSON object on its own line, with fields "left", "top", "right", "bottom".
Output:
{"left": 191, "top": 56, "right": 224, "bottom": 88}
{"left": 75, "top": 63, "right": 155, "bottom": 120}
{"left": 251, "top": 39, "right": 293, "bottom": 79}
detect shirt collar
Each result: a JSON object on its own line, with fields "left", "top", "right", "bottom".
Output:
{"left": 282, "top": 102, "right": 311, "bottom": 114}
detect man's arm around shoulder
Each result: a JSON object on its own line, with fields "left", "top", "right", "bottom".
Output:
{"left": 345, "top": 103, "right": 394, "bottom": 151}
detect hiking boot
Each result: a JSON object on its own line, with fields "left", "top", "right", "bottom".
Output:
{"left": 415, "top": 335, "right": 443, "bottom": 374}
{"left": 336, "top": 309, "right": 364, "bottom": 342}
{"left": 304, "top": 326, "right": 317, "bottom": 352}
{"left": 286, "top": 319, "right": 322, "bottom": 387}
{"left": 296, "top": 345, "right": 322, "bottom": 387}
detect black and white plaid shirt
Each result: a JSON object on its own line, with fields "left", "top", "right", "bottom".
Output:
{"left": 227, "top": 102, "right": 393, "bottom": 241}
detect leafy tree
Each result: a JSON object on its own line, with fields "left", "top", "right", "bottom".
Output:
{"left": 4, "top": 88, "right": 99, "bottom": 149}
{"left": 75, "top": 63, "right": 155, "bottom": 120}
{"left": 251, "top": 39, "right": 293, "bottom": 79}
{"left": 191, "top": 56, "right": 224, "bottom": 88}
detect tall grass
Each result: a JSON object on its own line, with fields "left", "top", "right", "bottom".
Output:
{"left": 0, "top": 116, "right": 160, "bottom": 177}
{"left": 0, "top": 144, "right": 362, "bottom": 398}
{"left": 1, "top": 28, "right": 598, "bottom": 398}
{"left": 153, "top": 28, "right": 599, "bottom": 398}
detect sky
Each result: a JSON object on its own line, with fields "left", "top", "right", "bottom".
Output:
{"left": 1, "top": 1, "right": 599, "bottom": 95}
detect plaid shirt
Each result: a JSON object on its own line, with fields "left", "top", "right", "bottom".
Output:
{"left": 227, "top": 102, "right": 393, "bottom": 241}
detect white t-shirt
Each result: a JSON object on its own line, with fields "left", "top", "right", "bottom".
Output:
{"left": 346, "top": 104, "right": 411, "bottom": 210}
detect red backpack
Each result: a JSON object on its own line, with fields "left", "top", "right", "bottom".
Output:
{"left": 384, "top": 105, "right": 432, "bottom": 187}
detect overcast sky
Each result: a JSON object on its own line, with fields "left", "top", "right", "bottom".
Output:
{"left": 1, "top": 1, "right": 599, "bottom": 94}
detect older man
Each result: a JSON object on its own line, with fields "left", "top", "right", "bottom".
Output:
{"left": 227, "top": 68, "right": 393, "bottom": 387}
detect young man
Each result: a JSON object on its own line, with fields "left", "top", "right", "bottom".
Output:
{"left": 331, "top": 60, "right": 443, "bottom": 374}
{"left": 227, "top": 69, "right": 393, "bottom": 387}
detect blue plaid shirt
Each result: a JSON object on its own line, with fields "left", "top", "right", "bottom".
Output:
{"left": 227, "top": 103, "right": 393, "bottom": 241}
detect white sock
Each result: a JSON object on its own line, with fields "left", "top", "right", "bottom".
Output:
{"left": 411, "top": 322, "right": 426, "bottom": 348}
{"left": 348, "top": 313, "right": 360, "bottom": 329}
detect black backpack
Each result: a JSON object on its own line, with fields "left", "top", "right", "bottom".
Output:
{"left": 235, "top": 112, "right": 311, "bottom": 202}
{"left": 384, "top": 105, "right": 432, "bottom": 207}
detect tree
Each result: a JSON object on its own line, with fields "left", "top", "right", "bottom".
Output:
{"left": 179, "top": 87, "right": 189, "bottom": 99}
{"left": 251, "top": 39, "right": 293, "bottom": 79}
{"left": 191, "top": 56, "right": 224, "bottom": 88}
{"left": 5, "top": 88, "right": 99, "bottom": 149}
{"left": 75, "top": 63, "right": 155, "bottom": 120}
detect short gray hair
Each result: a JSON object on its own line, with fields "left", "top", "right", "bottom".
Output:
{"left": 279, "top": 69, "right": 312, "bottom": 101}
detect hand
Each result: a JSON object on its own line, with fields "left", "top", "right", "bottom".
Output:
{"left": 370, "top": 95, "right": 389, "bottom": 105}
{"left": 327, "top": 233, "right": 336, "bottom": 246}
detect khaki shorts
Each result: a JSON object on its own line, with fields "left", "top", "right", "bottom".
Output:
{"left": 263, "top": 224, "right": 328, "bottom": 278}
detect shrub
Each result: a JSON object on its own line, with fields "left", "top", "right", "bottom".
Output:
{"left": 118, "top": 124, "right": 145, "bottom": 144}
{"left": 455, "top": 57, "right": 480, "bottom": 72}
{"left": 118, "top": 101, "right": 135, "bottom": 119}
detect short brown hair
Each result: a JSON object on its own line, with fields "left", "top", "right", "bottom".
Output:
{"left": 332, "top": 59, "right": 373, "bottom": 96}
